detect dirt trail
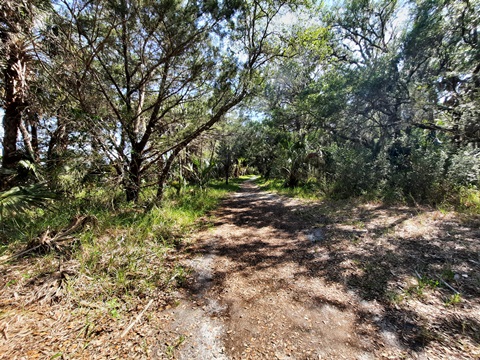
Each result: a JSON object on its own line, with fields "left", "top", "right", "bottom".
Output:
{"left": 1, "top": 179, "right": 477, "bottom": 359}
{"left": 165, "top": 180, "right": 396, "bottom": 359}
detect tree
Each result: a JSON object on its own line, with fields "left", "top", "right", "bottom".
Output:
{"left": 48, "top": 0, "right": 304, "bottom": 203}
{"left": 322, "top": 0, "right": 411, "bottom": 154}
{"left": 403, "top": 0, "right": 480, "bottom": 147}
{"left": 0, "top": 0, "right": 50, "bottom": 171}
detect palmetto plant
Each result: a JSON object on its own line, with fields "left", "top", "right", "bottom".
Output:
{"left": 0, "top": 183, "right": 57, "bottom": 221}
{"left": 183, "top": 157, "right": 216, "bottom": 189}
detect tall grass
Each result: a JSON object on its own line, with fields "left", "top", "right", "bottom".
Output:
{"left": 458, "top": 186, "right": 480, "bottom": 213}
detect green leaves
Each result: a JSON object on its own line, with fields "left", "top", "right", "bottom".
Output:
{"left": 296, "top": 26, "right": 331, "bottom": 58}
{"left": 0, "top": 184, "right": 58, "bottom": 221}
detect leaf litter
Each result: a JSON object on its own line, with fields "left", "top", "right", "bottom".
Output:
{"left": 1, "top": 179, "right": 479, "bottom": 359}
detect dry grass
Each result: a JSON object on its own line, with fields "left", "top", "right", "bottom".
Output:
{"left": 0, "top": 181, "right": 239, "bottom": 359}
{"left": 0, "top": 223, "right": 183, "bottom": 359}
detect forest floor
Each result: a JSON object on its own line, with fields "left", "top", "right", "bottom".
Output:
{"left": 163, "top": 179, "right": 480, "bottom": 359}
{"left": 1, "top": 178, "right": 479, "bottom": 359}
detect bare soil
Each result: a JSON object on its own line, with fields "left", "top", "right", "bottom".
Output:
{"left": 169, "top": 179, "right": 480, "bottom": 359}
{"left": 1, "top": 179, "right": 479, "bottom": 359}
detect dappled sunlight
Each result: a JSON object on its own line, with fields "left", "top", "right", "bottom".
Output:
{"left": 185, "top": 181, "right": 480, "bottom": 358}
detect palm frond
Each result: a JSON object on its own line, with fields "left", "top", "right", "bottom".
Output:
{"left": 17, "top": 160, "right": 44, "bottom": 181}
{"left": 0, "top": 183, "right": 58, "bottom": 220}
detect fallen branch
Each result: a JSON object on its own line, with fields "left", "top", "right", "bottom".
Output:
{"left": 52, "top": 215, "right": 97, "bottom": 240}
{"left": 436, "top": 276, "right": 460, "bottom": 295}
{"left": 121, "top": 299, "right": 154, "bottom": 338}
{"left": 0, "top": 216, "right": 97, "bottom": 265}
{"left": 1, "top": 323, "right": 8, "bottom": 340}
{"left": 0, "top": 244, "right": 44, "bottom": 265}
{"left": 414, "top": 270, "right": 422, "bottom": 279}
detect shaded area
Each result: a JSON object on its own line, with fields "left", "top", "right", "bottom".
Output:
{"left": 186, "top": 180, "right": 480, "bottom": 358}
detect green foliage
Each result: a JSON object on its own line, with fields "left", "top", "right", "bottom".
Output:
{"left": 256, "top": 177, "right": 322, "bottom": 199}
{"left": 248, "top": 123, "right": 479, "bottom": 209}
{"left": 48, "top": 160, "right": 90, "bottom": 194}
{"left": 458, "top": 186, "right": 480, "bottom": 212}
{"left": 106, "top": 298, "right": 121, "bottom": 319}
{"left": 383, "top": 133, "right": 450, "bottom": 202}
{"left": 295, "top": 25, "right": 331, "bottom": 58}
{"left": 405, "top": 276, "right": 440, "bottom": 298}
{"left": 0, "top": 159, "right": 45, "bottom": 186}
{"left": 325, "top": 144, "right": 382, "bottom": 198}
{"left": 183, "top": 156, "right": 216, "bottom": 188}
{"left": 446, "top": 149, "right": 480, "bottom": 186}
{"left": 445, "top": 293, "right": 462, "bottom": 306}
{"left": 0, "top": 183, "right": 57, "bottom": 221}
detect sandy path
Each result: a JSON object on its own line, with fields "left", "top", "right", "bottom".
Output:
{"left": 166, "top": 180, "right": 393, "bottom": 359}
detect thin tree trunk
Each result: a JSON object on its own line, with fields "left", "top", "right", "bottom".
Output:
{"left": 30, "top": 116, "right": 40, "bottom": 162}
{"left": 125, "top": 150, "right": 143, "bottom": 202}
{"left": 2, "top": 50, "right": 26, "bottom": 168}
{"left": 19, "top": 119, "right": 36, "bottom": 162}
{"left": 156, "top": 149, "right": 181, "bottom": 202}
{"left": 225, "top": 152, "right": 230, "bottom": 185}
{"left": 2, "top": 102, "right": 22, "bottom": 168}
{"left": 47, "top": 120, "right": 69, "bottom": 169}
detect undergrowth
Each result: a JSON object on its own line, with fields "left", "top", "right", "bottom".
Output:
{"left": 255, "top": 178, "right": 323, "bottom": 200}
{"left": 0, "top": 178, "right": 241, "bottom": 308}
{"left": 255, "top": 176, "right": 480, "bottom": 214}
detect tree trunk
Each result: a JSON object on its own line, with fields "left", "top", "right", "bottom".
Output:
{"left": 19, "top": 118, "right": 36, "bottom": 162}
{"left": 2, "top": 49, "right": 26, "bottom": 168}
{"left": 234, "top": 159, "right": 240, "bottom": 178}
{"left": 2, "top": 102, "right": 22, "bottom": 168}
{"left": 125, "top": 150, "right": 142, "bottom": 202}
{"left": 47, "top": 119, "right": 69, "bottom": 170}
{"left": 265, "top": 166, "right": 271, "bottom": 180}
{"left": 285, "top": 161, "right": 300, "bottom": 188}
{"left": 225, "top": 152, "right": 230, "bottom": 185}
{"left": 30, "top": 116, "right": 40, "bottom": 162}
{"left": 156, "top": 149, "right": 181, "bottom": 202}
{"left": 156, "top": 174, "right": 167, "bottom": 203}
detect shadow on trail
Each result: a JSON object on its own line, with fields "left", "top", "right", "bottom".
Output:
{"left": 188, "top": 181, "right": 480, "bottom": 355}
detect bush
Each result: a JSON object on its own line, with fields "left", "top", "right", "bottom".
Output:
{"left": 261, "top": 131, "right": 480, "bottom": 209}
{"left": 446, "top": 148, "right": 480, "bottom": 186}
{"left": 402, "top": 146, "right": 448, "bottom": 201}
{"left": 325, "top": 144, "right": 385, "bottom": 198}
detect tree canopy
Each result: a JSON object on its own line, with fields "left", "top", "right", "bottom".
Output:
{"left": 1, "top": 0, "right": 479, "bottom": 205}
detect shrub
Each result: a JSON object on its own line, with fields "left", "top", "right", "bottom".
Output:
{"left": 446, "top": 148, "right": 480, "bottom": 186}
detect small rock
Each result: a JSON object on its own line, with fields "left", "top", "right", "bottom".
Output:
{"left": 306, "top": 228, "right": 325, "bottom": 243}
